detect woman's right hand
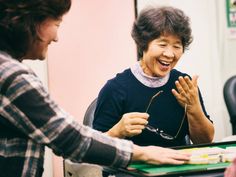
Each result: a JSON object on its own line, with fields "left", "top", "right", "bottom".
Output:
{"left": 106, "top": 112, "right": 149, "bottom": 138}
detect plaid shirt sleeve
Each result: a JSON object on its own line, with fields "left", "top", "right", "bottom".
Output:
{"left": 0, "top": 56, "right": 133, "bottom": 169}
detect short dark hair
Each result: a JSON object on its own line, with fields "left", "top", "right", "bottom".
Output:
{"left": 0, "top": 0, "right": 71, "bottom": 60}
{"left": 131, "top": 6, "right": 193, "bottom": 58}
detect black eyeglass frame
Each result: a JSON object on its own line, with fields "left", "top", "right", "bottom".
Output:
{"left": 145, "top": 90, "right": 187, "bottom": 140}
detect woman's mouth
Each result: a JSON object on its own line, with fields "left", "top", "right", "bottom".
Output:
{"left": 158, "top": 59, "right": 171, "bottom": 67}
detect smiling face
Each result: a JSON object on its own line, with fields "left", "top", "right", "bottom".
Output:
{"left": 24, "top": 17, "right": 62, "bottom": 60}
{"left": 140, "top": 33, "right": 184, "bottom": 77}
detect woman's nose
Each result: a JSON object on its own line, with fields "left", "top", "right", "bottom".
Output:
{"left": 53, "top": 38, "right": 58, "bottom": 42}
{"left": 53, "top": 34, "right": 59, "bottom": 42}
{"left": 163, "top": 48, "right": 174, "bottom": 58}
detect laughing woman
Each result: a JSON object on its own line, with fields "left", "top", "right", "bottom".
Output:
{"left": 93, "top": 6, "right": 214, "bottom": 147}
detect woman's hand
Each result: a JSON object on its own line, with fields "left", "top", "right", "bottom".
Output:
{"left": 172, "top": 75, "right": 214, "bottom": 143}
{"left": 107, "top": 112, "right": 149, "bottom": 138}
{"left": 132, "top": 145, "right": 190, "bottom": 165}
{"left": 172, "top": 75, "right": 201, "bottom": 113}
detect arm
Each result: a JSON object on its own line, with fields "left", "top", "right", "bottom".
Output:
{"left": 172, "top": 75, "right": 214, "bottom": 144}
{"left": 1, "top": 65, "right": 133, "bottom": 167}
{"left": 94, "top": 81, "right": 148, "bottom": 138}
{"left": 80, "top": 130, "right": 190, "bottom": 166}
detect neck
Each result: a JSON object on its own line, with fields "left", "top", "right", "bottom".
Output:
{"left": 139, "top": 59, "right": 153, "bottom": 77}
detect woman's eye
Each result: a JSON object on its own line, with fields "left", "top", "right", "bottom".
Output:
{"left": 158, "top": 43, "right": 167, "bottom": 47}
{"left": 174, "top": 45, "right": 182, "bottom": 49}
{"left": 55, "top": 20, "right": 61, "bottom": 28}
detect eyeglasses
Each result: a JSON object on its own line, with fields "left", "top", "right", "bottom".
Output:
{"left": 145, "top": 90, "right": 187, "bottom": 140}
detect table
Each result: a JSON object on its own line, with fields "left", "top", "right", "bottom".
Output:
{"left": 108, "top": 140, "right": 236, "bottom": 177}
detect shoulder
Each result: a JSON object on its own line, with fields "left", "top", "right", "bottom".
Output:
{"left": 170, "top": 69, "right": 190, "bottom": 79}
{"left": 0, "top": 53, "right": 32, "bottom": 76}
{"left": 0, "top": 53, "right": 39, "bottom": 95}
{"left": 0, "top": 54, "right": 33, "bottom": 82}
{"left": 105, "top": 68, "right": 133, "bottom": 89}
{"left": 114, "top": 68, "right": 133, "bottom": 81}
{"left": 98, "top": 68, "right": 133, "bottom": 98}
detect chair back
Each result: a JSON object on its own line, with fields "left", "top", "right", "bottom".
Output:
{"left": 223, "top": 75, "right": 236, "bottom": 134}
{"left": 83, "top": 98, "right": 97, "bottom": 127}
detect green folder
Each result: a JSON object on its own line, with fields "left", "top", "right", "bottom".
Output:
{"left": 127, "top": 141, "right": 236, "bottom": 176}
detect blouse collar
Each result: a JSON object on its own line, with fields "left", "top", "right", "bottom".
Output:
{"left": 130, "top": 62, "right": 169, "bottom": 88}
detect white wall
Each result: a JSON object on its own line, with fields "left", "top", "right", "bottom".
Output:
{"left": 47, "top": 1, "right": 136, "bottom": 177}
{"left": 137, "top": 0, "right": 233, "bottom": 141}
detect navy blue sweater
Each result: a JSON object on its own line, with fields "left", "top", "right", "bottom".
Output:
{"left": 93, "top": 69, "right": 210, "bottom": 147}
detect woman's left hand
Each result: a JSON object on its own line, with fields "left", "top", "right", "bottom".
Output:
{"left": 172, "top": 75, "right": 200, "bottom": 113}
{"left": 172, "top": 75, "right": 214, "bottom": 143}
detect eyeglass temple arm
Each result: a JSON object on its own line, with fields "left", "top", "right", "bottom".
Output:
{"left": 174, "top": 103, "right": 188, "bottom": 138}
{"left": 145, "top": 90, "right": 163, "bottom": 113}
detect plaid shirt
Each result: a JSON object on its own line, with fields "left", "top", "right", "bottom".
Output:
{"left": 0, "top": 52, "right": 133, "bottom": 177}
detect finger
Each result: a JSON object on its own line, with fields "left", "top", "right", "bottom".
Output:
{"left": 165, "top": 148, "right": 191, "bottom": 157}
{"left": 184, "top": 76, "right": 194, "bottom": 90}
{"left": 129, "top": 129, "right": 143, "bottom": 135}
{"left": 126, "top": 112, "right": 149, "bottom": 120}
{"left": 162, "top": 159, "right": 187, "bottom": 165}
{"left": 161, "top": 153, "right": 190, "bottom": 165}
{"left": 172, "top": 88, "right": 180, "bottom": 97}
{"left": 129, "top": 124, "right": 146, "bottom": 130}
{"left": 172, "top": 88, "right": 185, "bottom": 104}
{"left": 174, "top": 80, "right": 185, "bottom": 94}
{"left": 130, "top": 118, "right": 148, "bottom": 125}
{"left": 178, "top": 76, "right": 189, "bottom": 92}
{"left": 172, "top": 153, "right": 191, "bottom": 160}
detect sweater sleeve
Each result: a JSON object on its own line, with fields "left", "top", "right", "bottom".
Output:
{"left": 93, "top": 79, "right": 127, "bottom": 132}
